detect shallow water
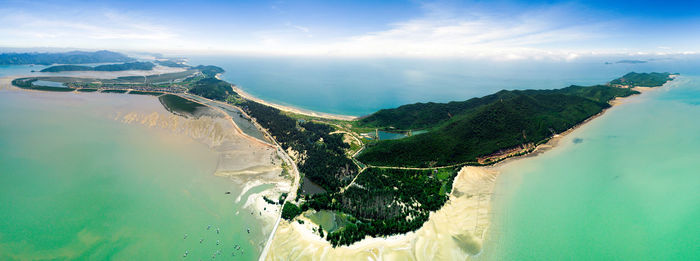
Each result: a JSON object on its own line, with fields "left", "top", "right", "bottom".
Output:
{"left": 0, "top": 87, "right": 268, "bottom": 260}
{"left": 479, "top": 77, "right": 700, "bottom": 260}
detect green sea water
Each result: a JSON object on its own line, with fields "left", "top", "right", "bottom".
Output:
{"left": 479, "top": 76, "right": 700, "bottom": 260}
{"left": 0, "top": 89, "right": 267, "bottom": 260}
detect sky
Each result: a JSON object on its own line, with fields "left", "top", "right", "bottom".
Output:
{"left": 0, "top": 0, "right": 699, "bottom": 59}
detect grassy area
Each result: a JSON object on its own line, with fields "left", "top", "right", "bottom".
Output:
{"left": 77, "top": 88, "right": 98, "bottom": 92}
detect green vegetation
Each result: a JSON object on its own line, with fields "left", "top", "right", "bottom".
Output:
{"left": 188, "top": 78, "right": 235, "bottom": 100}
{"left": 0, "top": 50, "right": 134, "bottom": 65}
{"left": 281, "top": 202, "right": 303, "bottom": 220}
{"left": 357, "top": 85, "right": 639, "bottom": 167}
{"left": 77, "top": 88, "right": 98, "bottom": 92}
{"left": 100, "top": 89, "right": 128, "bottom": 94}
{"left": 128, "top": 90, "right": 163, "bottom": 96}
{"left": 158, "top": 94, "right": 208, "bottom": 117}
{"left": 279, "top": 192, "right": 288, "bottom": 204}
{"left": 239, "top": 100, "right": 358, "bottom": 192}
{"left": 263, "top": 196, "right": 277, "bottom": 205}
{"left": 193, "top": 65, "right": 225, "bottom": 77}
{"left": 11, "top": 78, "right": 74, "bottom": 92}
{"left": 39, "top": 65, "right": 92, "bottom": 72}
{"left": 610, "top": 72, "right": 673, "bottom": 87}
{"left": 304, "top": 167, "right": 457, "bottom": 246}
{"left": 115, "top": 69, "right": 198, "bottom": 84}
{"left": 155, "top": 59, "right": 189, "bottom": 68}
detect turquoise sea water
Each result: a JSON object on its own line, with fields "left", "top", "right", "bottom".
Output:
{"left": 3, "top": 57, "right": 700, "bottom": 260}
{"left": 187, "top": 55, "right": 700, "bottom": 116}
{"left": 0, "top": 73, "right": 268, "bottom": 259}
{"left": 479, "top": 76, "right": 700, "bottom": 260}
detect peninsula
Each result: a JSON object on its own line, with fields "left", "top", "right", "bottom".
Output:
{"left": 9, "top": 53, "right": 677, "bottom": 257}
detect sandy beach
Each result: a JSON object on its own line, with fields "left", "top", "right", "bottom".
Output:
{"left": 225, "top": 79, "right": 357, "bottom": 121}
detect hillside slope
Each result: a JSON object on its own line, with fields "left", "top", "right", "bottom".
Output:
{"left": 357, "top": 85, "right": 638, "bottom": 167}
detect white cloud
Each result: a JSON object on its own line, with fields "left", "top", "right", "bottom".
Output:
{"left": 223, "top": 4, "right": 621, "bottom": 60}
{"left": 0, "top": 7, "right": 180, "bottom": 51}
{"left": 0, "top": 2, "right": 697, "bottom": 60}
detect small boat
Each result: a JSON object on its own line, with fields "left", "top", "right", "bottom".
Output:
{"left": 216, "top": 228, "right": 220, "bottom": 234}
{"left": 207, "top": 225, "right": 211, "bottom": 230}
{"left": 247, "top": 228, "right": 250, "bottom": 234}
{"left": 200, "top": 239, "right": 204, "bottom": 243}
{"left": 183, "top": 250, "right": 189, "bottom": 257}
{"left": 216, "top": 240, "right": 220, "bottom": 245}
{"left": 184, "top": 234, "right": 188, "bottom": 239}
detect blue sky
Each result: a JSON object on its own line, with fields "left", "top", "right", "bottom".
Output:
{"left": 0, "top": 0, "right": 698, "bottom": 59}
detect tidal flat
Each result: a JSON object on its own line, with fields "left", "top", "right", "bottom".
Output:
{"left": 0, "top": 77, "right": 291, "bottom": 260}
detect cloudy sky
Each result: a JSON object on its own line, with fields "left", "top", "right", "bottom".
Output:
{"left": 1, "top": 0, "right": 698, "bottom": 59}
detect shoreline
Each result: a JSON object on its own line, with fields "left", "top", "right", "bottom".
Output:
{"left": 5, "top": 69, "right": 677, "bottom": 260}
{"left": 263, "top": 81, "right": 675, "bottom": 260}
{"left": 218, "top": 74, "right": 357, "bottom": 121}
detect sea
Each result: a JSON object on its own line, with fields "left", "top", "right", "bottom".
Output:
{"left": 0, "top": 66, "right": 266, "bottom": 260}
{"left": 1, "top": 56, "right": 699, "bottom": 260}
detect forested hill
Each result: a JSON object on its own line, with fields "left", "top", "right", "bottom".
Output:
{"left": 610, "top": 72, "right": 674, "bottom": 87}
{"left": 40, "top": 62, "right": 155, "bottom": 72}
{"left": 357, "top": 72, "right": 675, "bottom": 131}
{"left": 0, "top": 50, "right": 134, "bottom": 65}
{"left": 356, "top": 85, "right": 640, "bottom": 167}
{"left": 357, "top": 90, "right": 526, "bottom": 130}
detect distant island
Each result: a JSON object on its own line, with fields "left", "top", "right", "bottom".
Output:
{"left": 9, "top": 53, "right": 676, "bottom": 248}
{"left": 605, "top": 60, "right": 648, "bottom": 64}
{"left": 40, "top": 62, "right": 155, "bottom": 72}
{"left": 0, "top": 50, "right": 133, "bottom": 65}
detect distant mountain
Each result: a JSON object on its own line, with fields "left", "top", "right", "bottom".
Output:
{"left": 40, "top": 62, "right": 155, "bottom": 72}
{"left": 0, "top": 50, "right": 134, "bottom": 65}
